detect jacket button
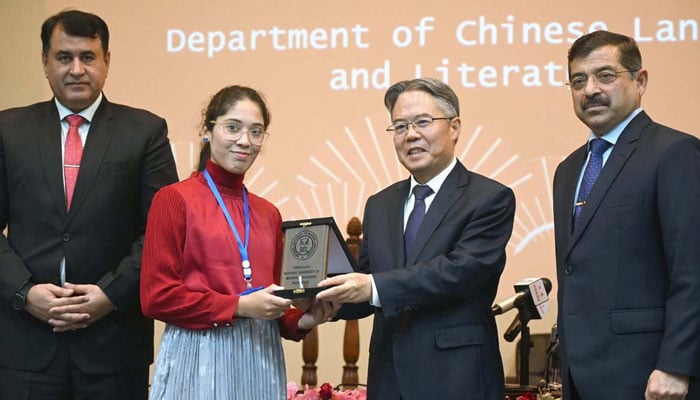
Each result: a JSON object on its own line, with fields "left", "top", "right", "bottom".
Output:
{"left": 62, "top": 233, "right": 71, "bottom": 242}
{"left": 565, "top": 265, "right": 574, "bottom": 275}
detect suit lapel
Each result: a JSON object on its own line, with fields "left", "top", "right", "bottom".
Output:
{"left": 35, "top": 102, "right": 69, "bottom": 221}
{"left": 567, "top": 112, "right": 649, "bottom": 253}
{"left": 67, "top": 100, "right": 116, "bottom": 223}
{"left": 406, "top": 162, "right": 468, "bottom": 266}
{"left": 556, "top": 146, "right": 587, "bottom": 245}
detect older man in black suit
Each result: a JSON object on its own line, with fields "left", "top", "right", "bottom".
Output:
{"left": 0, "top": 10, "right": 178, "bottom": 400}
{"left": 318, "top": 78, "right": 516, "bottom": 400}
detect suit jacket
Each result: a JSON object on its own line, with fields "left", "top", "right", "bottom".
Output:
{"left": 0, "top": 98, "right": 178, "bottom": 373}
{"left": 553, "top": 111, "right": 700, "bottom": 399}
{"left": 339, "top": 160, "right": 515, "bottom": 400}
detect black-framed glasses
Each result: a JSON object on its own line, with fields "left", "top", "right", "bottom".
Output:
{"left": 386, "top": 116, "right": 454, "bottom": 136}
{"left": 209, "top": 120, "right": 269, "bottom": 145}
{"left": 566, "top": 69, "right": 639, "bottom": 91}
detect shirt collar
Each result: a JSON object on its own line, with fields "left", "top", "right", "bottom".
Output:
{"left": 55, "top": 93, "right": 103, "bottom": 123}
{"left": 409, "top": 158, "right": 457, "bottom": 197}
{"left": 587, "top": 107, "right": 643, "bottom": 147}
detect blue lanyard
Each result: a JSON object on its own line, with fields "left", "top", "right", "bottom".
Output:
{"left": 203, "top": 169, "right": 252, "bottom": 288}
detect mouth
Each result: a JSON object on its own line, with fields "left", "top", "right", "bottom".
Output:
{"left": 65, "top": 82, "right": 89, "bottom": 88}
{"left": 231, "top": 150, "right": 251, "bottom": 158}
{"left": 583, "top": 103, "right": 607, "bottom": 111}
{"left": 406, "top": 147, "right": 425, "bottom": 156}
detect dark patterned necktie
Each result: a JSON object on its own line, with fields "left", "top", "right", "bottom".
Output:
{"left": 404, "top": 185, "right": 434, "bottom": 255}
{"left": 64, "top": 114, "right": 85, "bottom": 211}
{"left": 573, "top": 138, "right": 611, "bottom": 228}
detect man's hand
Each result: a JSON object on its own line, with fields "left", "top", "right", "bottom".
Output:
{"left": 645, "top": 369, "right": 689, "bottom": 400}
{"left": 316, "top": 273, "right": 372, "bottom": 304}
{"left": 25, "top": 283, "right": 80, "bottom": 324}
{"left": 47, "top": 283, "right": 116, "bottom": 333}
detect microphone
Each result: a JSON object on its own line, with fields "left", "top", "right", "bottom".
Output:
{"left": 497, "top": 278, "right": 553, "bottom": 342}
{"left": 492, "top": 277, "right": 552, "bottom": 317}
{"left": 503, "top": 315, "right": 522, "bottom": 342}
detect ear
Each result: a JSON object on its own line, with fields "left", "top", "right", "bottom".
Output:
{"left": 635, "top": 69, "right": 648, "bottom": 97}
{"left": 449, "top": 116, "right": 461, "bottom": 143}
{"left": 202, "top": 130, "right": 211, "bottom": 143}
{"left": 104, "top": 50, "right": 111, "bottom": 76}
{"left": 41, "top": 52, "right": 49, "bottom": 78}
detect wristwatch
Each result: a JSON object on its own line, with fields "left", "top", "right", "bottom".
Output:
{"left": 10, "top": 281, "right": 33, "bottom": 311}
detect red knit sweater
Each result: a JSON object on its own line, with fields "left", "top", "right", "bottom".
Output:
{"left": 141, "top": 160, "right": 306, "bottom": 339}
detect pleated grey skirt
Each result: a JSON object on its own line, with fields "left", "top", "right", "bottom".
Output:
{"left": 149, "top": 318, "right": 286, "bottom": 400}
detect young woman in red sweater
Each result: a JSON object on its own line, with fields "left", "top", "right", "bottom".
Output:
{"left": 141, "top": 85, "right": 335, "bottom": 400}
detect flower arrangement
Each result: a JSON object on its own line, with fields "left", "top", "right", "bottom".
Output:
{"left": 287, "top": 382, "right": 367, "bottom": 400}
{"left": 288, "top": 382, "right": 558, "bottom": 400}
{"left": 509, "top": 390, "right": 560, "bottom": 400}
{"left": 516, "top": 393, "right": 538, "bottom": 400}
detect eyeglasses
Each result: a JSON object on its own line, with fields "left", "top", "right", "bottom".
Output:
{"left": 566, "top": 69, "right": 639, "bottom": 91}
{"left": 209, "top": 120, "right": 269, "bottom": 145}
{"left": 386, "top": 116, "right": 454, "bottom": 136}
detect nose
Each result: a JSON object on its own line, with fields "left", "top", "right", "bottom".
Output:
{"left": 69, "top": 58, "right": 85, "bottom": 76}
{"left": 405, "top": 123, "right": 422, "bottom": 138}
{"left": 234, "top": 128, "right": 252, "bottom": 146}
{"left": 582, "top": 76, "right": 602, "bottom": 95}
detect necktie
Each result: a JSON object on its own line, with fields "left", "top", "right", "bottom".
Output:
{"left": 64, "top": 114, "right": 85, "bottom": 211}
{"left": 404, "top": 185, "right": 434, "bottom": 256}
{"left": 573, "top": 138, "right": 611, "bottom": 228}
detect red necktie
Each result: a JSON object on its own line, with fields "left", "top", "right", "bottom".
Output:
{"left": 64, "top": 114, "right": 85, "bottom": 211}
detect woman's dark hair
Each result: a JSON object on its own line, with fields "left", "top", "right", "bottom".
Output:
{"left": 196, "top": 85, "right": 271, "bottom": 171}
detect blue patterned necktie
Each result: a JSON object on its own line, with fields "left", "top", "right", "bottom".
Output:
{"left": 404, "top": 185, "right": 434, "bottom": 256}
{"left": 573, "top": 138, "right": 611, "bottom": 228}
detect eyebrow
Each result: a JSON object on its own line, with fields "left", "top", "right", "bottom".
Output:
{"left": 392, "top": 112, "right": 432, "bottom": 122}
{"left": 571, "top": 65, "right": 619, "bottom": 76}
{"left": 221, "top": 118, "right": 264, "bottom": 126}
{"left": 54, "top": 50, "right": 97, "bottom": 57}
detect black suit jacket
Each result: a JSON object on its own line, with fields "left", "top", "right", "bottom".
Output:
{"left": 339, "top": 161, "right": 515, "bottom": 400}
{"left": 0, "top": 98, "right": 178, "bottom": 373}
{"left": 553, "top": 111, "right": 700, "bottom": 399}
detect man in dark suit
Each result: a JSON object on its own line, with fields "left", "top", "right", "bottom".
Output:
{"left": 318, "top": 78, "right": 516, "bottom": 400}
{"left": 0, "top": 10, "right": 178, "bottom": 399}
{"left": 553, "top": 30, "right": 700, "bottom": 400}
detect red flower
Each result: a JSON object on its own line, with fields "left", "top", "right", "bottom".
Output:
{"left": 516, "top": 392, "right": 538, "bottom": 400}
{"left": 319, "top": 383, "right": 334, "bottom": 400}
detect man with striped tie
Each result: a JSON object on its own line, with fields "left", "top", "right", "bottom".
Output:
{"left": 0, "top": 9, "right": 178, "bottom": 400}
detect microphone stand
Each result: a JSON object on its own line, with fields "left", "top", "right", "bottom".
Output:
{"left": 504, "top": 306, "right": 539, "bottom": 397}
{"left": 518, "top": 307, "right": 533, "bottom": 387}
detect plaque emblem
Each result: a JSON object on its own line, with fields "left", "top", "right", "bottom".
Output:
{"left": 276, "top": 217, "right": 357, "bottom": 298}
{"left": 291, "top": 229, "right": 318, "bottom": 260}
